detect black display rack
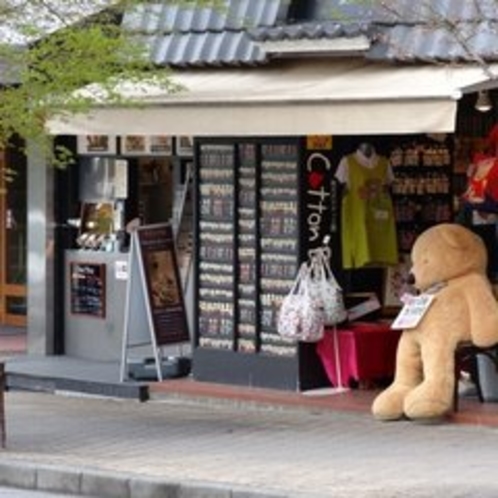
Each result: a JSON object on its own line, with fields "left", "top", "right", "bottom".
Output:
{"left": 192, "top": 138, "right": 331, "bottom": 391}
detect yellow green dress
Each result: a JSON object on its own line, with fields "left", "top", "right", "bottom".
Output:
{"left": 341, "top": 154, "right": 398, "bottom": 268}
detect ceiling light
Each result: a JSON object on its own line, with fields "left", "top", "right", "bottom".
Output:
{"left": 475, "top": 90, "right": 492, "bottom": 112}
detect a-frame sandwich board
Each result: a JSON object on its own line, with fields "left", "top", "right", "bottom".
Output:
{"left": 120, "top": 223, "right": 189, "bottom": 382}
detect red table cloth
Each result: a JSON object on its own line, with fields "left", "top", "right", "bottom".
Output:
{"left": 316, "top": 321, "right": 402, "bottom": 388}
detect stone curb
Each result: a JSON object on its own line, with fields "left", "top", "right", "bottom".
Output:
{"left": 0, "top": 460, "right": 292, "bottom": 498}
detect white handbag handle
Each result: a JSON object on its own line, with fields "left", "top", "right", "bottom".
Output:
{"left": 311, "top": 250, "right": 342, "bottom": 290}
{"left": 290, "top": 262, "right": 309, "bottom": 295}
{"left": 324, "top": 254, "right": 341, "bottom": 289}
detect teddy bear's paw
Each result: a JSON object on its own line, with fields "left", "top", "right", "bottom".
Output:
{"left": 371, "top": 388, "right": 408, "bottom": 421}
{"left": 404, "top": 397, "right": 451, "bottom": 421}
{"left": 372, "top": 410, "right": 406, "bottom": 422}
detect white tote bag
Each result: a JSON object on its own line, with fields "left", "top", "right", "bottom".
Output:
{"left": 277, "top": 263, "right": 325, "bottom": 342}
{"left": 309, "top": 250, "right": 348, "bottom": 326}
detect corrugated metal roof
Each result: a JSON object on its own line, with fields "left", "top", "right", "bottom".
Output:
{"left": 118, "top": 0, "right": 498, "bottom": 66}
{"left": 372, "top": 0, "right": 498, "bottom": 23}
{"left": 293, "top": 0, "right": 498, "bottom": 24}
{"left": 134, "top": 31, "right": 265, "bottom": 66}
{"left": 250, "top": 21, "right": 371, "bottom": 42}
{"left": 250, "top": 0, "right": 498, "bottom": 63}
{"left": 253, "top": 19, "right": 498, "bottom": 63}
{"left": 122, "top": 0, "right": 290, "bottom": 66}
{"left": 369, "top": 22, "right": 498, "bottom": 62}
{"left": 122, "top": 0, "right": 290, "bottom": 33}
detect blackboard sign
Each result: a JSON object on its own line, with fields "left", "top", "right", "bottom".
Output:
{"left": 136, "top": 224, "right": 188, "bottom": 345}
{"left": 70, "top": 262, "right": 106, "bottom": 318}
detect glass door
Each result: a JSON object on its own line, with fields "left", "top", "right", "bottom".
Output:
{"left": 0, "top": 150, "right": 27, "bottom": 326}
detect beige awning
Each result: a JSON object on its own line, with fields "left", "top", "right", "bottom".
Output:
{"left": 47, "top": 59, "right": 498, "bottom": 136}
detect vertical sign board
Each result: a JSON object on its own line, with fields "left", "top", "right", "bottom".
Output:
{"left": 120, "top": 223, "right": 189, "bottom": 381}
{"left": 304, "top": 136, "right": 338, "bottom": 261}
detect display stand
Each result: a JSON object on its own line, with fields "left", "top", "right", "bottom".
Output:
{"left": 120, "top": 223, "right": 189, "bottom": 382}
{"left": 192, "top": 138, "right": 336, "bottom": 390}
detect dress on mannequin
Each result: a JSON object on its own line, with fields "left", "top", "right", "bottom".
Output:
{"left": 335, "top": 144, "right": 398, "bottom": 269}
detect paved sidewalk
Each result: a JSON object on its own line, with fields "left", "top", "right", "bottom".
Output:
{"left": 1, "top": 390, "right": 498, "bottom": 498}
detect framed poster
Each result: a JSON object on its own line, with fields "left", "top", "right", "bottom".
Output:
{"left": 136, "top": 223, "right": 189, "bottom": 345}
{"left": 149, "top": 135, "right": 173, "bottom": 155}
{"left": 121, "top": 135, "right": 147, "bottom": 155}
{"left": 175, "top": 136, "right": 194, "bottom": 157}
{"left": 77, "top": 135, "right": 117, "bottom": 155}
{"left": 383, "top": 255, "right": 413, "bottom": 308}
{"left": 120, "top": 135, "right": 173, "bottom": 156}
{"left": 69, "top": 262, "right": 106, "bottom": 318}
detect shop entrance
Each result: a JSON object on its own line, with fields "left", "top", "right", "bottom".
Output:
{"left": 0, "top": 150, "right": 27, "bottom": 327}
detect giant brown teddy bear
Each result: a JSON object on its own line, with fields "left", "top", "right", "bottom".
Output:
{"left": 372, "top": 223, "right": 498, "bottom": 421}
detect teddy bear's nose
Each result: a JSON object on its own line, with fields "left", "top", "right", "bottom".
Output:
{"left": 406, "top": 273, "right": 415, "bottom": 285}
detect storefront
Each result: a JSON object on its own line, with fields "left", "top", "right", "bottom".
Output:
{"left": 37, "top": 136, "right": 193, "bottom": 361}
{"left": 30, "top": 58, "right": 498, "bottom": 390}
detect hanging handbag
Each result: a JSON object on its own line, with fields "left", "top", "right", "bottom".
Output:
{"left": 277, "top": 263, "right": 325, "bottom": 342}
{"left": 309, "top": 250, "right": 348, "bottom": 326}
{"left": 277, "top": 263, "right": 308, "bottom": 340}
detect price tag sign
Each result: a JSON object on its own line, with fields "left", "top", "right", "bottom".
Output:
{"left": 391, "top": 293, "right": 436, "bottom": 330}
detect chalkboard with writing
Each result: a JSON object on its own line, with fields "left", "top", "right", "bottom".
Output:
{"left": 70, "top": 262, "right": 106, "bottom": 318}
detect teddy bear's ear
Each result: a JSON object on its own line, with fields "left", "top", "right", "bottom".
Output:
{"left": 439, "top": 224, "right": 476, "bottom": 251}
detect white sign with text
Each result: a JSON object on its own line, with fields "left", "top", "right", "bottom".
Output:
{"left": 391, "top": 293, "right": 436, "bottom": 330}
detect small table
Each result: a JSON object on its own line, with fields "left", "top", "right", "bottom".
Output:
{"left": 316, "top": 322, "right": 401, "bottom": 388}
